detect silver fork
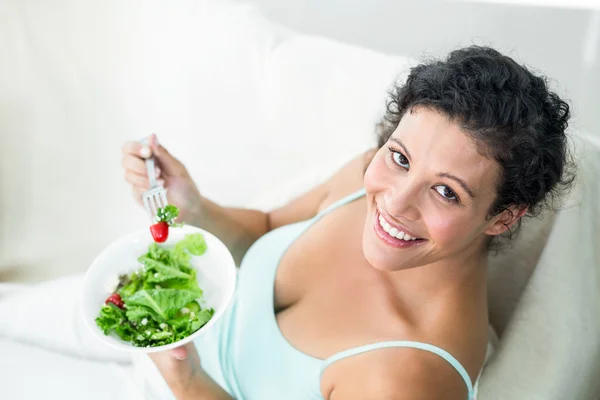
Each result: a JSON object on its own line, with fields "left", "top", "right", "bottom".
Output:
{"left": 140, "top": 137, "right": 168, "bottom": 221}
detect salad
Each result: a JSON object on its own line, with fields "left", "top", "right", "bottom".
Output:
{"left": 95, "top": 208, "right": 214, "bottom": 347}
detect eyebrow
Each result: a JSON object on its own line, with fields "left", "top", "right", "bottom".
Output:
{"left": 389, "top": 137, "right": 476, "bottom": 199}
{"left": 437, "top": 173, "right": 476, "bottom": 199}
{"left": 390, "top": 138, "right": 412, "bottom": 160}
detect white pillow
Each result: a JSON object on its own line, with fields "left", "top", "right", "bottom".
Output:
{"left": 248, "top": 35, "right": 415, "bottom": 210}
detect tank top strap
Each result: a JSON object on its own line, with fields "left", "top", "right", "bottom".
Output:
{"left": 320, "top": 340, "right": 475, "bottom": 400}
{"left": 313, "top": 188, "right": 367, "bottom": 222}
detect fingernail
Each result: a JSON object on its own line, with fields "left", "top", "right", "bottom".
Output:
{"left": 157, "top": 179, "right": 165, "bottom": 186}
{"left": 172, "top": 347, "right": 187, "bottom": 360}
{"left": 155, "top": 167, "right": 161, "bottom": 177}
{"left": 140, "top": 146, "right": 151, "bottom": 158}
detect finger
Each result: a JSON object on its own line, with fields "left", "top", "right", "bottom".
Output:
{"left": 150, "top": 134, "right": 167, "bottom": 157}
{"left": 148, "top": 133, "right": 177, "bottom": 162}
{"left": 121, "top": 155, "right": 161, "bottom": 177}
{"left": 148, "top": 136, "right": 184, "bottom": 176}
{"left": 126, "top": 173, "right": 164, "bottom": 190}
{"left": 149, "top": 133, "right": 158, "bottom": 149}
{"left": 125, "top": 171, "right": 150, "bottom": 189}
{"left": 171, "top": 346, "right": 188, "bottom": 361}
{"left": 122, "top": 140, "right": 152, "bottom": 159}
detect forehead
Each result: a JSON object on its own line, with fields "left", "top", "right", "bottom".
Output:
{"left": 393, "top": 108, "right": 500, "bottom": 198}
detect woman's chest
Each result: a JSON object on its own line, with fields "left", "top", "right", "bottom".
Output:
{"left": 272, "top": 200, "right": 406, "bottom": 359}
{"left": 273, "top": 199, "right": 366, "bottom": 311}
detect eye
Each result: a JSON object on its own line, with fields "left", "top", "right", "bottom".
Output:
{"left": 390, "top": 149, "right": 410, "bottom": 170}
{"left": 434, "top": 185, "right": 458, "bottom": 202}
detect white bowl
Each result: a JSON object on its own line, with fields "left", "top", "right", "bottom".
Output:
{"left": 81, "top": 225, "right": 236, "bottom": 353}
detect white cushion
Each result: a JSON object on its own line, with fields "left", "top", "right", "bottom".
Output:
{"left": 480, "top": 133, "right": 600, "bottom": 399}
{"left": 247, "top": 34, "right": 413, "bottom": 209}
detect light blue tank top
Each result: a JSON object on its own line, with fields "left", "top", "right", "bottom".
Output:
{"left": 193, "top": 188, "right": 479, "bottom": 400}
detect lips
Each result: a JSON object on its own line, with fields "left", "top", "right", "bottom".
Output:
{"left": 376, "top": 208, "right": 422, "bottom": 239}
{"left": 373, "top": 209, "right": 427, "bottom": 249}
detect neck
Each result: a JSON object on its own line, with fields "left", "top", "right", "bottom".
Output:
{"left": 383, "top": 245, "right": 489, "bottom": 318}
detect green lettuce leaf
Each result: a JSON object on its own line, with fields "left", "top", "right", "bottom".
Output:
{"left": 160, "top": 275, "right": 203, "bottom": 296}
{"left": 148, "top": 243, "right": 171, "bottom": 263}
{"left": 180, "top": 233, "right": 207, "bottom": 256}
{"left": 150, "top": 330, "right": 174, "bottom": 341}
{"left": 171, "top": 233, "right": 207, "bottom": 267}
{"left": 118, "top": 271, "right": 143, "bottom": 298}
{"left": 168, "top": 307, "right": 215, "bottom": 340}
{"left": 123, "top": 289, "right": 200, "bottom": 322}
{"left": 139, "top": 257, "right": 192, "bottom": 281}
{"left": 125, "top": 306, "right": 155, "bottom": 323}
{"left": 96, "top": 303, "right": 138, "bottom": 341}
{"left": 191, "top": 308, "right": 214, "bottom": 331}
{"left": 96, "top": 303, "right": 125, "bottom": 334}
{"left": 155, "top": 204, "right": 179, "bottom": 223}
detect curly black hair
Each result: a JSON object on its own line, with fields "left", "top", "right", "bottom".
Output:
{"left": 378, "top": 46, "right": 576, "bottom": 240}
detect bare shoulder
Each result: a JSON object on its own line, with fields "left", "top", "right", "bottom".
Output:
{"left": 322, "top": 346, "right": 471, "bottom": 400}
{"left": 318, "top": 148, "right": 378, "bottom": 211}
{"left": 321, "top": 314, "right": 489, "bottom": 400}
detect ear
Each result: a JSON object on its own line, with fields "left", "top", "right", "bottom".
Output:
{"left": 484, "top": 205, "right": 528, "bottom": 236}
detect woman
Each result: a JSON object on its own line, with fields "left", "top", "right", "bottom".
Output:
{"left": 121, "top": 46, "right": 574, "bottom": 400}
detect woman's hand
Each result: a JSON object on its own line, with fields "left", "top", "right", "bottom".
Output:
{"left": 121, "top": 133, "right": 203, "bottom": 223}
{"left": 149, "top": 343, "right": 202, "bottom": 398}
{"left": 149, "top": 343, "right": 233, "bottom": 400}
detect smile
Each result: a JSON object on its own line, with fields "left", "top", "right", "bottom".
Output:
{"left": 373, "top": 210, "right": 427, "bottom": 248}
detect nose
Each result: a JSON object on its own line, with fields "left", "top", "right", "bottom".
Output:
{"left": 383, "top": 179, "right": 422, "bottom": 222}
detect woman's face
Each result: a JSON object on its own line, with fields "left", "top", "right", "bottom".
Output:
{"left": 363, "top": 107, "right": 508, "bottom": 272}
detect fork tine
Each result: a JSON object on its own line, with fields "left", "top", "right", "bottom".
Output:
{"left": 139, "top": 139, "right": 170, "bottom": 223}
{"left": 143, "top": 195, "right": 153, "bottom": 220}
{"left": 153, "top": 195, "right": 161, "bottom": 214}
{"left": 160, "top": 190, "right": 168, "bottom": 209}
{"left": 154, "top": 193, "right": 163, "bottom": 210}
{"left": 142, "top": 183, "right": 168, "bottom": 222}
{"left": 150, "top": 196, "right": 158, "bottom": 217}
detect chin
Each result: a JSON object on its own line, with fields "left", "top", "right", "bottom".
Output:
{"left": 361, "top": 232, "right": 414, "bottom": 272}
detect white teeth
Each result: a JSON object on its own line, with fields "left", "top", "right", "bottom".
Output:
{"left": 378, "top": 213, "right": 419, "bottom": 241}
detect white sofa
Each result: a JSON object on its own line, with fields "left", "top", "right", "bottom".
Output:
{"left": 0, "top": 1, "right": 598, "bottom": 399}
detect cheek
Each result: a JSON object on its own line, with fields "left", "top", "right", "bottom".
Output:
{"left": 423, "top": 210, "right": 472, "bottom": 245}
{"left": 363, "top": 153, "right": 389, "bottom": 193}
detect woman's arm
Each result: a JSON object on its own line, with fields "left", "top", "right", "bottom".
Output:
{"left": 122, "top": 136, "right": 332, "bottom": 266}
{"left": 176, "top": 372, "right": 234, "bottom": 400}
{"left": 187, "top": 181, "right": 329, "bottom": 266}
{"left": 187, "top": 149, "right": 373, "bottom": 266}
{"left": 149, "top": 343, "right": 234, "bottom": 400}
